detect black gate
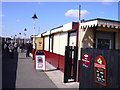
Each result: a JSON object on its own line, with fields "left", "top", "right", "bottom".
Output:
{"left": 64, "top": 46, "right": 78, "bottom": 83}
{"left": 79, "top": 48, "right": 120, "bottom": 88}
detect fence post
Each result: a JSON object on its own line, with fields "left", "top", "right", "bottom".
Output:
{"left": 64, "top": 46, "right": 69, "bottom": 83}
{"left": 72, "top": 46, "right": 78, "bottom": 81}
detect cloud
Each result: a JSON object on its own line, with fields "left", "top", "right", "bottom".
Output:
{"left": 100, "top": 11, "right": 105, "bottom": 14}
{"left": 0, "top": 25, "right": 5, "bottom": 30}
{"left": 102, "top": 0, "right": 116, "bottom": 5}
{"left": 65, "top": 9, "right": 89, "bottom": 18}
{"left": 16, "top": 19, "right": 21, "bottom": 22}
{"left": 0, "top": 14, "right": 5, "bottom": 17}
{"left": 38, "top": 2, "right": 41, "bottom": 5}
{"left": 102, "top": 0, "right": 114, "bottom": 2}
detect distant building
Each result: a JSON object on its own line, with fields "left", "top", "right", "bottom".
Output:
{"left": 30, "top": 35, "right": 43, "bottom": 50}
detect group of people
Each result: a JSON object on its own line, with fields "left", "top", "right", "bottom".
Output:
{"left": 2, "top": 41, "right": 33, "bottom": 58}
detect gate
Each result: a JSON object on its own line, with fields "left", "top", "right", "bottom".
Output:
{"left": 79, "top": 48, "right": 120, "bottom": 88}
{"left": 64, "top": 46, "right": 78, "bottom": 83}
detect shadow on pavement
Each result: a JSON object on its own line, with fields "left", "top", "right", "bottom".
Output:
{"left": 45, "top": 69, "right": 59, "bottom": 72}
{"left": 2, "top": 50, "right": 18, "bottom": 89}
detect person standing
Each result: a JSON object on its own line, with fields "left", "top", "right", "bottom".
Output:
{"left": 14, "top": 42, "right": 18, "bottom": 52}
{"left": 8, "top": 42, "right": 14, "bottom": 59}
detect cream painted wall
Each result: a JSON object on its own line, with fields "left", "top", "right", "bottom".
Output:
{"left": 82, "top": 28, "right": 94, "bottom": 48}
{"left": 78, "top": 27, "right": 94, "bottom": 60}
{"left": 53, "top": 32, "right": 68, "bottom": 56}
{"left": 59, "top": 32, "right": 68, "bottom": 56}
{"left": 69, "top": 36, "right": 76, "bottom": 46}
{"left": 53, "top": 33, "right": 60, "bottom": 54}
{"left": 44, "top": 36, "right": 49, "bottom": 51}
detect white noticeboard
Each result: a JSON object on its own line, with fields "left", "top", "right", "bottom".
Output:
{"left": 35, "top": 55, "right": 45, "bottom": 70}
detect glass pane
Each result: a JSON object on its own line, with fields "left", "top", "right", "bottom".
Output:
{"left": 97, "top": 39, "right": 110, "bottom": 49}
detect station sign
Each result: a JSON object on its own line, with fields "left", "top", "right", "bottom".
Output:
{"left": 94, "top": 56, "right": 106, "bottom": 86}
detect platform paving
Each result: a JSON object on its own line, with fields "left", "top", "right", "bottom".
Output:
{"left": 2, "top": 49, "right": 79, "bottom": 89}
{"left": 15, "top": 52, "right": 57, "bottom": 88}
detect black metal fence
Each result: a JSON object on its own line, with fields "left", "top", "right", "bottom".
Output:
{"left": 79, "top": 48, "right": 120, "bottom": 88}
{"left": 64, "top": 46, "right": 78, "bottom": 83}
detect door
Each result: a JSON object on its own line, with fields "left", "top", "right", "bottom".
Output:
{"left": 69, "top": 31, "right": 76, "bottom": 46}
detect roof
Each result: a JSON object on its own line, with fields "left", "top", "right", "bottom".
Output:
{"left": 82, "top": 18, "right": 120, "bottom": 23}
{"left": 42, "top": 22, "right": 78, "bottom": 36}
{"left": 41, "top": 18, "right": 120, "bottom": 37}
{"left": 80, "top": 18, "right": 120, "bottom": 29}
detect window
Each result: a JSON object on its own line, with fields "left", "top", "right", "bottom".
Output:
{"left": 97, "top": 38, "right": 111, "bottom": 49}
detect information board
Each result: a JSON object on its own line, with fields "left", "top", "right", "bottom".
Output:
{"left": 94, "top": 56, "right": 106, "bottom": 86}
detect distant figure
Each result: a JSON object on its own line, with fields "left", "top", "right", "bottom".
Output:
{"left": 14, "top": 42, "right": 18, "bottom": 52}
{"left": 19, "top": 43, "right": 24, "bottom": 52}
{"left": 29, "top": 41, "right": 33, "bottom": 53}
{"left": 8, "top": 42, "right": 14, "bottom": 59}
{"left": 3, "top": 42, "right": 9, "bottom": 54}
{"left": 26, "top": 41, "right": 31, "bottom": 57}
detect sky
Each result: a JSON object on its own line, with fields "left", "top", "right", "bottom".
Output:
{"left": 1, "top": 1, "right": 119, "bottom": 38}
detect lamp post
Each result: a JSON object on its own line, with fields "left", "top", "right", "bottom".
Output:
{"left": 19, "top": 33, "right": 21, "bottom": 44}
{"left": 14, "top": 35, "right": 17, "bottom": 42}
{"left": 11, "top": 36, "right": 13, "bottom": 42}
{"left": 24, "top": 28, "right": 27, "bottom": 44}
{"left": 32, "top": 14, "right": 38, "bottom": 50}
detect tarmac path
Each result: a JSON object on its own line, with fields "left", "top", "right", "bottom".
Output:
{"left": 2, "top": 50, "right": 58, "bottom": 89}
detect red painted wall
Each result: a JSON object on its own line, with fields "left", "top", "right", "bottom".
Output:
{"left": 44, "top": 50, "right": 65, "bottom": 72}
{"left": 44, "top": 50, "right": 80, "bottom": 82}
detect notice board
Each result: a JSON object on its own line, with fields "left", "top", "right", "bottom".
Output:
{"left": 94, "top": 56, "right": 106, "bottom": 86}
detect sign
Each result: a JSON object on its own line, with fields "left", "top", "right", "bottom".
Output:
{"left": 35, "top": 55, "right": 46, "bottom": 71}
{"left": 82, "top": 53, "right": 91, "bottom": 67}
{"left": 94, "top": 56, "right": 106, "bottom": 86}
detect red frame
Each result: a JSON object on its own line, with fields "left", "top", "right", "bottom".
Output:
{"left": 94, "top": 56, "right": 107, "bottom": 87}
{"left": 34, "top": 49, "right": 46, "bottom": 72}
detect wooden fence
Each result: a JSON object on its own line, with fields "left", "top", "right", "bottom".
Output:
{"left": 79, "top": 48, "right": 120, "bottom": 88}
{"left": 64, "top": 46, "right": 78, "bottom": 83}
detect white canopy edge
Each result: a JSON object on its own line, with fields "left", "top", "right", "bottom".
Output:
{"left": 80, "top": 19, "right": 120, "bottom": 29}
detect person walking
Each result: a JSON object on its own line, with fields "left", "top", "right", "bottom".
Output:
{"left": 19, "top": 43, "right": 24, "bottom": 52}
{"left": 26, "top": 41, "right": 31, "bottom": 57}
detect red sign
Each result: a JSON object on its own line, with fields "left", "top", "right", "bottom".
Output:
{"left": 82, "top": 53, "right": 90, "bottom": 67}
{"left": 94, "top": 63, "right": 105, "bottom": 69}
{"left": 94, "top": 56, "right": 106, "bottom": 87}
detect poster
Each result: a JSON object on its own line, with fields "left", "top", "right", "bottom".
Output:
{"left": 35, "top": 55, "right": 45, "bottom": 70}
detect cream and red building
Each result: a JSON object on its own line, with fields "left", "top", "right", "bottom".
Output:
{"left": 41, "top": 22, "right": 79, "bottom": 71}
{"left": 32, "top": 18, "right": 120, "bottom": 81}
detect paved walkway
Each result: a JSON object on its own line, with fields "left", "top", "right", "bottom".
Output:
{"left": 45, "top": 62, "right": 79, "bottom": 89}
{"left": 2, "top": 50, "right": 79, "bottom": 89}
{"left": 16, "top": 52, "right": 57, "bottom": 88}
